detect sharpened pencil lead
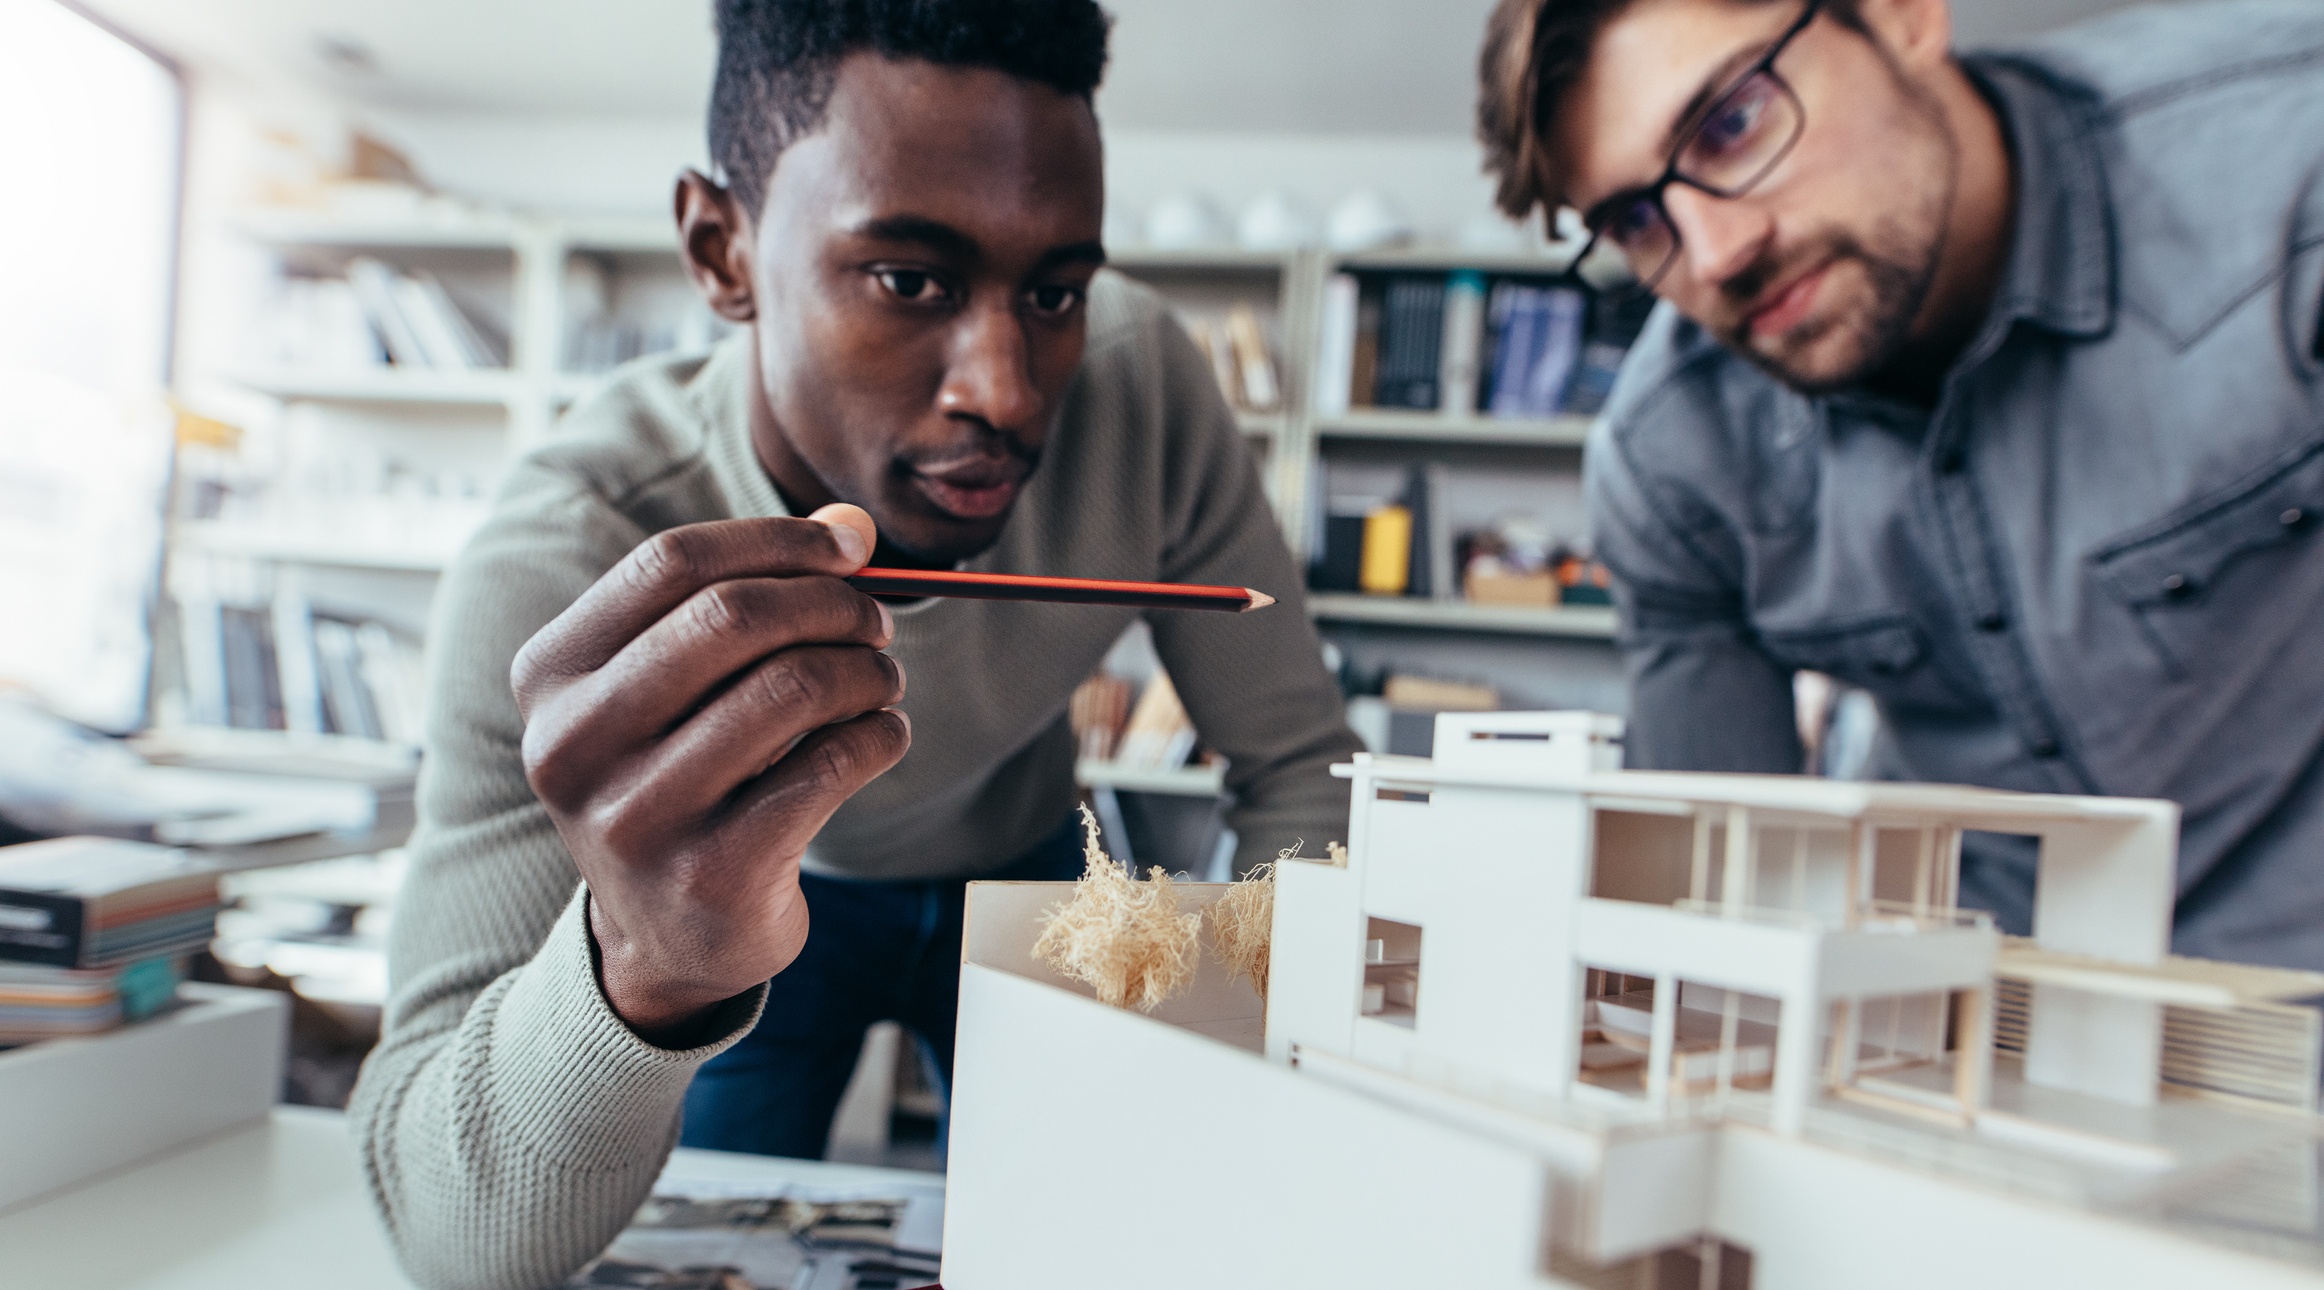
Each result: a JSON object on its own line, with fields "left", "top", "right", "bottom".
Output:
{"left": 1243, "top": 590, "right": 1276, "bottom": 611}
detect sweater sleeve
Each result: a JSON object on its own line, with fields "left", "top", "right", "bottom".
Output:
{"left": 1141, "top": 318, "right": 1366, "bottom": 870}
{"left": 348, "top": 477, "right": 765, "bottom": 1290}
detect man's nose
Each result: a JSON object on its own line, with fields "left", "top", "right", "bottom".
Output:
{"left": 1663, "top": 186, "right": 1776, "bottom": 290}
{"left": 937, "top": 298, "right": 1044, "bottom": 434}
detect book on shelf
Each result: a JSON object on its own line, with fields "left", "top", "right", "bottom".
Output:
{"left": 1405, "top": 464, "right": 1455, "bottom": 601}
{"left": 1224, "top": 304, "right": 1281, "bottom": 411}
{"left": 0, "top": 837, "right": 221, "bottom": 970}
{"left": 1181, "top": 305, "right": 1282, "bottom": 415}
{"left": 1313, "top": 272, "right": 1360, "bottom": 417}
{"left": 1349, "top": 279, "right": 1383, "bottom": 409}
{"left": 1484, "top": 283, "right": 1587, "bottom": 418}
{"left": 1111, "top": 672, "right": 1199, "bottom": 773}
{"left": 1437, "top": 271, "right": 1488, "bottom": 416}
{"left": 1071, "top": 662, "right": 1203, "bottom": 776}
{"left": 342, "top": 255, "right": 505, "bottom": 371}
{"left": 170, "top": 592, "right": 426, "bottom": 745}
{"left": 1373, "top": 275, "right": 1447, "bottom": 410}
{"left": 1069, "top": 674, "right": 1135, "bottom": 763}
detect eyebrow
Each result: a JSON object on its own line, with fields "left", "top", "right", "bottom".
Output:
{"left": 854, "top": 214, "right": 979, "bottom": 258}
{"left": 848, "top": 216, "right": 1107, "bottom": 274}
{"left": 1035, "top": 240, "right": 1108, "bottom": 272}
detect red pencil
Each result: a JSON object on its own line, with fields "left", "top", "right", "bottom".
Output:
{"left": 845, "top": 567, "right": 1277, "bottom": 613}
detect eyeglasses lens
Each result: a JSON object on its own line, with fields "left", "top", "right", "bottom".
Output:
{"left": 1681, "top": 72, "right": 1801, "bottom": 194}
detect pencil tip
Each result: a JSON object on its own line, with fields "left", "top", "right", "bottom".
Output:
{"left": 1244, "top": 590, "right": 1277, "bottom": 611}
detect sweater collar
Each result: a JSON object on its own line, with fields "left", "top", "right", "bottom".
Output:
{"left": 691, "top": 333, "right": 792, "bottom": 521}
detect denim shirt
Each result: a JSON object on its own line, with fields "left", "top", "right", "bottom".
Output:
{"left": 1586, "top": 1, "right": 2324, "bottom": 967}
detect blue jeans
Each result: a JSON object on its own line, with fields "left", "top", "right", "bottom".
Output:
{"left": 679, "top": 814, "right": 1086, "bottom": 1159}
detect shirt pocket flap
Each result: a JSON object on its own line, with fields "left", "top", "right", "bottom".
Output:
{"left": 2091, "top": 442, "right": 2324, "bottom": 608}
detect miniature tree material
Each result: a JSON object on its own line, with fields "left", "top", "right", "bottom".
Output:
{"left": 1032, "top": 806, "right": 1202, "bottom": 1012}
{"left": 1209, "top": 860, "right": 1277, "bottom": 1003}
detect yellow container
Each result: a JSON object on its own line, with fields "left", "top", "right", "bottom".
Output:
{"left": 1359, "top": 506, "right": 1413, "bottom": 596}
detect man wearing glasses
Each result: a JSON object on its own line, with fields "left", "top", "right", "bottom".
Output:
{"left": 1480, "top": 0, "right": 2324, "bottom": 967}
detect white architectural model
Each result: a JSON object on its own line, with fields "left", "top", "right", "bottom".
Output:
{"left": 943, "top": 713, "right": 2324, "bottom": 1290}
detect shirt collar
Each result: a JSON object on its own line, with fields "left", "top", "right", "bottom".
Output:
{"left": 1963, "top": 54, "right": 2117, "bottom": 341}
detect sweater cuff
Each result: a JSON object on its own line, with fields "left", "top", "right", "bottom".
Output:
{"left": 484, "top": 887, "right": 767, "bottom": 1170}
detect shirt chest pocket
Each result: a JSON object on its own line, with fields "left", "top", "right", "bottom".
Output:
{"left": 1759, "top": 616, "right": 1976, "bottom": 715}
{"left": 2089, "top": 441, "right": 2324, "bottom": 682}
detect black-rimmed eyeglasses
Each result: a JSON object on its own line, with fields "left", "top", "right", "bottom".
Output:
{"left": 1563, "top": 0, "right": 1821, "bottom": 297}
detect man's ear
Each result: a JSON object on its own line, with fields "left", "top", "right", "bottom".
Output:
{"left": 676, "top": 169, "right": 757, "bottom": 324}
{"left": 1856, "top": 0, "right": 1954, "bottom": 73}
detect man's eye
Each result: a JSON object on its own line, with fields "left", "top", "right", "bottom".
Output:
{"left": 1605, "top": 199, "right": 1666, "bottom": 250}
{"left": 1027, "top": 283, "right": 1083, "bottom": 316}
{"left": 1694, "top": 77, "right": 1774, "bottom": 157}
{"left": 877, "top": 270, "right": 948, "bottom": 303}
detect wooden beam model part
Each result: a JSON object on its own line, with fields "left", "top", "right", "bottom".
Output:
{"left": 944, "top": 711, "right": 2324, "bottom": 1290}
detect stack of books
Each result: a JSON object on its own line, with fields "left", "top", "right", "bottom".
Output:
{"left": 0, "top": 838, "right": 220, "bottom": 1044}
{"left": 0, "top": 959, "right": 183, "bottom": 1045}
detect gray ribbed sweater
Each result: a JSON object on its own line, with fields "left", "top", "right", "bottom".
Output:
{"left": 348, "top": 271, "right": 1361, "bottom": 1289}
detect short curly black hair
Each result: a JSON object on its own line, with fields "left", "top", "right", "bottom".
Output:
{"left": 710, "top": 0, "right": 1113, "bottom": 218}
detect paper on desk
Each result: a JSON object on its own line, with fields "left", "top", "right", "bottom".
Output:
{"left": 566, "top": 1165, "right": 944, "bottom": 1289}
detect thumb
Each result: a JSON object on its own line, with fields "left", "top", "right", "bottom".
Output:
{"left": 808, "top": 503, "right": 878, "bottom": 571}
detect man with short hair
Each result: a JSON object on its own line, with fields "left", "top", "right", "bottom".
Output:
{"left": 1479, "top": 0, "right": 2324, "bottom": 966}
{"left": 350, "top": 2, "right": 1360, "bottom": 1284}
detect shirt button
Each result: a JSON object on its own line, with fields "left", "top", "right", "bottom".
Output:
{"left": 2031, "top": 737, "right": 2062, "bottom": 759}
{"left": 2284, "top": 508, "right": 2309, "bottom": 529}
{"left": 1976, "top": 612, "right": 2008, "bottom": 633}
{"left": 2162, "top": 573, "right": 2192, "bottom": 598}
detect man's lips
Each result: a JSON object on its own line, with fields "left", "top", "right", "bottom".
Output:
{"left": 910, "top": 462, "right": 1026, "bottom": 521}
{"left": 1744, "top": 263, "right": 1829, "bottom": 341}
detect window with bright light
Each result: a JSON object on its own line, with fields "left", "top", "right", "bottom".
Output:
{"left": 0, "top": 0, "right": 182, "bottom": 732}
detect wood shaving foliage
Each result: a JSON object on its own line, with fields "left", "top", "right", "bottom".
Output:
{"left": 1032, "top": 806, "right": 1202, "bottom": 1012}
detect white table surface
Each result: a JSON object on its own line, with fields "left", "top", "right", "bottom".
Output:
{"left": 0, "top": 1106, "right": 945, "bottom": 1288}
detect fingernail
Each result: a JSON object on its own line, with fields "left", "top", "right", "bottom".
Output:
{"left": 876, "top": 600, "right": 895, "bottom": 639}
{"left": 887, "top": 706, "right": 912, "bottom": 736}
{"left": 828, "top": 522, "right": 869, "bottom": 566}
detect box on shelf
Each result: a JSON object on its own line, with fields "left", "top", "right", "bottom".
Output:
{"left": 1465, "top": 569, "right": 1559, "bottom": 609}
